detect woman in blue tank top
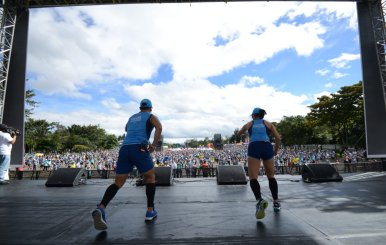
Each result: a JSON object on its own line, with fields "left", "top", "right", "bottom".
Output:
{"left": 237, "top": 107, "right": 281, "bottom": 219}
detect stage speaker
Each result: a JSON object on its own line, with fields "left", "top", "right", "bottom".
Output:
{"left": 156, "top": 135, "right": 164, "bottom": 152}
{"left": 155, "top": 166, "right": 173, "bottom": 186}
{"left": 301, "top": 163, "right": 343, "bottom": 183}
{"left": 217, "top": 165, "right": 247, "bottom": 185}
{"left": 45, "top": 168, "right": 87, "bottom": 187}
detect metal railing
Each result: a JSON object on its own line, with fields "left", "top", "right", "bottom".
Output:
{"left": 9, "top": 161, "right": 385, "bottom": 180}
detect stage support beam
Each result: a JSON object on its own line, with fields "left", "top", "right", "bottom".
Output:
{"left": 3, "top": 7, "right": 29, "bottom": 165}
{"left": 357, "top": 0, "right": 386, "bottom": 158}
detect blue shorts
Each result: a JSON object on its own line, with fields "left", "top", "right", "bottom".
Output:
{"left": 116, "top": 144, "right": 154, "bottom": 174}
{"left": 247, "top": 141, "right": 274, "bottom": 160}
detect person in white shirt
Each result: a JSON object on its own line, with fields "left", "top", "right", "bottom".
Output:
{"left": 0, "top": 124, "right": 17, "bottom": 184}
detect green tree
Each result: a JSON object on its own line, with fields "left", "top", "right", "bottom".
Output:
{"left": 25, "top": 118, "right": 55, "bottom": 152}
{"left": 67, "top": 124, "right": 116, "bottom": 149}
{"left": 99, "top": 134, "right": 119, "bottom": 149}
{"left": 185, "top": 139, "right": 199, "bottom": 148}
{"left": 25, "top": 89, "right": 39, "bottom": 119}
{"left": 276, "top": 116, "right": 313, "bottom": 146}
{"left": 308, "top": 81, "right": 364, "bottom": 147}
{"left": 25, "top": 119, "right": 119, "bottom": 152}
{"left": 228, "top": 129, "right": 242, "bottom": 143}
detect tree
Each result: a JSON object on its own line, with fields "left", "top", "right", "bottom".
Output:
{"left": 25, "top": 89, "right": 39, "bottom": 119}
{"left": 67, "top": 124, "right": 115, "bottom": 149}
{"left": 307, "top": 81, "right": 364, "bottom": 147}
{"left": 25, "top": 118, "right": 55, "bottom": 152}
{"left": 276, "top": 116, "right": 313, "bottom": 146}
{"left": 99, "top": 134, "right": 119, "bottom": 149}
{"left": 25, "top": 119, "right": 119, "bottom": 152}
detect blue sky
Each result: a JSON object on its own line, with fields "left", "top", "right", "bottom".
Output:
{"left": 26, "top": 2, "right": 361, "bottom": 143}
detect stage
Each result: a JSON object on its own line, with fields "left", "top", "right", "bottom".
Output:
{"left": 1, "top": 173, "right": 386, "bottom": 245}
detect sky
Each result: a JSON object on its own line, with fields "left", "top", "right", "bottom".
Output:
{"left": 26, "top": 2, "right": 362, "bottom": 143}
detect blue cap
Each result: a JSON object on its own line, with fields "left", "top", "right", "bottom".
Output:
{"left": 140, "top": 99, "right": 152, "bottom": 109}
{"left": 252, "top": 107, "right": 262, "bottom": 115}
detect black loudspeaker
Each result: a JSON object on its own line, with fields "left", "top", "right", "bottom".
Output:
{"left": 155, "top": 166, "right": 173, "bottom": 186}
{"left": 156, "top": 135, "right": 164, "bottom": 152}
{"left": 301, "top": 163, "right": 343, "bottom": 183}
{"left": 217, "top": 165, "right": 247, "bottom": 185}
{"left": 45, "top": 168, "right": 87, "bottom": 187}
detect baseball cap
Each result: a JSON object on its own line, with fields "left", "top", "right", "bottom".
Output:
{"left": 140, "top": 99, "right": 152, "bottom": 109}
{"left": 251, "top": 107, "right": 266, "bottom": 115}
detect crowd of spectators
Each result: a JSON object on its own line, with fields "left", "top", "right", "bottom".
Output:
{"left": 20, "top": 145, "right": 367, "bottom": 176}
{"left": 23, "top": 150, "right": 118, "bottom": 172}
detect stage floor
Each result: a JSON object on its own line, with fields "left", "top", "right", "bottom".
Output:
{"left": 1, "top": 173, "right": 386, "bottom": 245}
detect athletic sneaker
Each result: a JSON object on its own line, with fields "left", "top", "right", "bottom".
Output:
{"left": 255, "top": 198, "right": 268, "bottom": 219}
{"left": 145, "top": 209, "right": 158, "bottom": 221}
{"left": 92, "top": 205, "right": 107, "bottom": 230}
{"left": 273, "top": 201, "right": 281, "bottom": 212}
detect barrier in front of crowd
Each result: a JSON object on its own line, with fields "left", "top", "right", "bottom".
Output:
{"left": 9, "top": 160, "right": 385, "bottom": 180}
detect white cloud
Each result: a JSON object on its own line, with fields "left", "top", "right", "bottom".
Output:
{"left": 287, "top": 2, "right": 357, "bottom": 29}
{"left": 101, "top": 98, "right": 121, "bottom": 110}
{"left": 27, "top": 2, "right": 332, "bottom": 97}
{"left": 238, "top": 75, "right": 265, "bottom": 86}
{"left": 328, "top": 53, "right": 360, "bottom": 69}
{"left": 34, "top": 78, "right": 310, "bottom": 140}
{"left": 27, "top": 2, "right": 359, "bottom": 141}
{"left": 324, "top": 82, "right": 333, "bottom": 88}
{"left": 120, "top": 77, "right": 309, "bottom": 139}
{"left": 316, "top": 68, "right": 330, "bottom": 76}
{"left": 332, "top": 72, "right": 348, "bottom": 79}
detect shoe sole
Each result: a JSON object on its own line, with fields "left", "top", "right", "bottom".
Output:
{"left": 255, "top": 200, "right": 268, "bottom": 219}
{"left": 92, "top": 210, "right": 107, "bottom": 230}
{"left": 274, "top": 207, "right": 281, "bottom": 212}
{"left": 145, "top": 215, "right": 157, "bottom": 221}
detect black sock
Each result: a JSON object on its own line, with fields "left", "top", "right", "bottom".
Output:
{"left": 249, "top": 179, "right": 261, "bottom": 200}
{"left": 268, "top": 177, "right": 278, "bottom": 200}
{"left": 100, "top": 184, "right": 119, "bottom": 207}
{"left": 146, "top": 183, "right": 156, "bottom": 208}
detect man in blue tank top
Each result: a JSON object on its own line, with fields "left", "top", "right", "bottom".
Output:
{"left": 237, "top": 107, "right": 281, "bottom": 220}
{"left": 92, "top": 99, "right": 162, "bottom": 230}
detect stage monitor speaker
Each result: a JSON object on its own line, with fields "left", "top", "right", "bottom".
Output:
{"left": 155, "top": 166, "right": 173, "bottom": 186}
{"left": 45, "top": 168, "right": 87, "bottom": 187}
{"left": 217, "top": 165, "right": 247, "bottom": 185}
{"left": 301, "top": 163, "right": 343, "bottom": 183}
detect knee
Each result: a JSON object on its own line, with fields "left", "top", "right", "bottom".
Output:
{"left": 114, "top": 177, "right": 127, "bottom": 188}
{"left": 143, "top": 173, "right": 155, "bottom": 184}
{"left": 266, "top": 173, "right": 275, "bottom": 179}
{"left": 114, "top": 182, "right": 124, "bottom": 188}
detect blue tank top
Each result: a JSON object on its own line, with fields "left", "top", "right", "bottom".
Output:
{"left": 122, "top": 112, "right": 154, "bottom": 145}
{"left": 248, "top": 119, "right": 270, "bottom": 142}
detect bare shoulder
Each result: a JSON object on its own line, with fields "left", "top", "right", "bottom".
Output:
{"left": 150, "top": 114, "right": 159, "bottom": 120}
{"left": 244, "top": 120, "right": 253, "bottom": 129}
{"left": 150, "top": 114, "right": 162, "bottom": 125}
{"left": 263, "top": 120, "right": 273, "bottom": 128}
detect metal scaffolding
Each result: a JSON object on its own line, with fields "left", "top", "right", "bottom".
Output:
{"left": 0, "top": 4, "right": 16, "bottom": 123}
{"left": 369, "top": 0, "right": 386, "bottom": 109}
